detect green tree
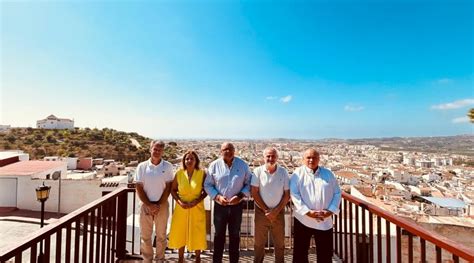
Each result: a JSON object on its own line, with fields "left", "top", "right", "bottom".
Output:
{"left": 46, "top": 134, "right": 57, "bottom": 143}
{"left": 24, "top": 137, "right": 35, "bottom": 145}
{"left": 57, "top": 149, "right": 66, "bottom": 156}
{"left": 35, "top": 148, "right": 46, "bottom": 158}
{"left": 90, "top": 131, "right": 104, "bottom": 141}
{"left": 468, "top": 108, "right": 474, "bottom": 123}
{"left": 5, "top": 134, "right": 16, "bottom": 143}
{"left": 32, "top": 141, "right": 42, "bottom": 149}
{"left": 35, "top": 133, "right": 44, "bottom": 140}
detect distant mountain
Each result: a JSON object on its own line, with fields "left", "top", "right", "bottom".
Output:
{"left": 0, "top": 127, "right": 180, "bottom": 162}
{"left": 342, "top": 135, "right": 474, "bottom": 156}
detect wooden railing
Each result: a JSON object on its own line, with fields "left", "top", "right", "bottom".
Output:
{"left": 333, "top": 192, "right": 474, "bottom": 263}
{"left": 0, "top": 187, "right": 134, "bottom": 263}
{"left": 2, "top": 188, "right": 473, "bottom": 262}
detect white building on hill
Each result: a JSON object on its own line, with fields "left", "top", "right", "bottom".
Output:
{"left": 0, "top": 125, "right": 11, "bottom": 132}
{"left": 37, "top": 114, "right": 74, "bottom": 130}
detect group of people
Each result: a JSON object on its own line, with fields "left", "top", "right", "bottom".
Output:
{"left": 135, "top": 140, "right": 341, "bottom": 263}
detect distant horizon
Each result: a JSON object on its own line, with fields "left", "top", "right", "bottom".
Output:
{"left": 150, "top": 133, "right": 474, "bottom": 141}
{"left": 3, "top": 124, "right": 472, "bottom": 142}
{"left": 1, "top": 1, "right": 473, "bottom": 139}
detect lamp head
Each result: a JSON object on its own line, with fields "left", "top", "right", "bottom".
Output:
{"left": 35, "top": 182, "right": 51, "bottom": 202}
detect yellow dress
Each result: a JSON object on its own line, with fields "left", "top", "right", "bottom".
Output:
{"left": 169, "top": 169, "right": 207, "bottom": 251}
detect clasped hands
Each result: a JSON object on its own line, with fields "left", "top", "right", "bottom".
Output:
{"left": 306, "top": 209, "right": 333, "bottom": 222}
{"left": 177, "top": 199, "right": 199, "bottom": 209}
{"left": 215, "top": 194, "right": 241, "bottom": 206}
{"left": 263, "top": 208, "right": 279, "bottom": 222}
{"left": 143, "top": 203, "right": 161, "bottom": 215}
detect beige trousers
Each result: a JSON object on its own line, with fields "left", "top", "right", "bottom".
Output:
{"left": 140, "top": 202, "right": 169, "bottom": 261}
{"left": 254, "top": 207, "right": 285, "bottom": 263}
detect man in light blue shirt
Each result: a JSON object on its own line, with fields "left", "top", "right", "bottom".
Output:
{"left": 290, "top": 148, "right": 341, "bottom": 263}
{"left": 204, "top": 142, "right": 251, "bottom": 263}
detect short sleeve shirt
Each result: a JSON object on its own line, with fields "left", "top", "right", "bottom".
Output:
{"left": 251, "top": 165, "right": 289, "bottom": 208}
{"left": 135, "top": 159, "right": 174, "bottom": 202}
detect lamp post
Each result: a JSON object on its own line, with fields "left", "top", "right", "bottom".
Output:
{"left": 35, "top": 182, "right": 51, "bottom": 263}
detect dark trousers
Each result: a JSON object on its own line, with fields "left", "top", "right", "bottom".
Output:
{"left": 213, "top": 202, "right": 243, "bottom": 263}
{"left": 292, "top": 218, "right": 333, "bottom": 263}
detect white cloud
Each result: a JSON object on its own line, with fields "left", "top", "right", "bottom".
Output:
{"left": 431, "top": 99, "right": 474, "bottom": 110}
{"left": 452, "top": 116, "right": 470, "bottom": 124}
{"left": 280, "top": 95, "right": 292, "bottom": 103}
{"left": 344, "top": 105, "right": 364, "bottom": 112}
{"left": 265, "top": 95, "right": 292, "bottom": 103}
{"left": 436, "top": 78, "right": 453, "bottom": 84}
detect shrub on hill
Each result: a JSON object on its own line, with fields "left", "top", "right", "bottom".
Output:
{"left": 0, "top": 127, "right": 179, "bottom": 163}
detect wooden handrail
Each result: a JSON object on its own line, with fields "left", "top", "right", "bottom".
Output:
{"left": 2, "top": 187, "right": 472, "bottom": 262}
{"left": 341, "top": 192, "right": 474, "bottom": 261}
{"left": 0, "top": 187, "right": 133, "bottom": 261}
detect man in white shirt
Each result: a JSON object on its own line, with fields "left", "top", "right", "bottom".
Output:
{"left": 135, "top": 140, "right": 174, "bottom": 263}
{"left": 251, "top": 147, "right": 290, "bottom": 263}
{"left": 289, "top": 148, "right": 341, "bottom": 263}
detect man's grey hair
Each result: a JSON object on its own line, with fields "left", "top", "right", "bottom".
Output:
{"left": 150, "top": 140, "right": 165, "bottom": 149}
{"left": 263, "top": 147, "right": 278, "bottom": 156}
{"left": 303, "top": 148, "right": 320, "bottom": 157}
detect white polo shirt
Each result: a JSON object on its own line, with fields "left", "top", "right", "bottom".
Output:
{"left": 251, "top": 165, "right": 289, "bottom": 209}
{"left": 135, "top": 159, "right": 174, "bottom": 202}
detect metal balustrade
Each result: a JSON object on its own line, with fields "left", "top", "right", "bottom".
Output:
{"left": 333, "top": 192, "right": 474, "bottom": 263}
{"left": 0, "top": 187, "right": 134, "bottom": 263}
{"left": 2, "top": 187, "right": 473, "bottom": 262}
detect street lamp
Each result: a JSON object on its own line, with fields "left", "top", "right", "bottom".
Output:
{"left": 35, "top": 182, "right": 51, "bottom": 263}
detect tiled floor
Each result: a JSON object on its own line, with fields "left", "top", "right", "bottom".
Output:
{"left": 120, "top": 249, "right": 340, "bottom": 262}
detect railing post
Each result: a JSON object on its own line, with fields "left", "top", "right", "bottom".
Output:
{"left": 115, "top": 192, "right": 128, "bottom": 260}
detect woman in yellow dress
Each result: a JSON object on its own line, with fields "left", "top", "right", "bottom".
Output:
{"left": 169, "top": 150, "right": 207, "bottom": 263}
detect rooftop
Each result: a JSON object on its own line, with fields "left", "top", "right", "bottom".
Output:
{"left": 335, "top": 170, "right": 358, "bottom": 178}
{"left": 0, "top": 151, "right": 26, "bottom": 160}
{"left": 421, "top": 196, "right": 466, "bottom": 209}
{"left": 0, "top": 160, "right": 65, "bottom": 176}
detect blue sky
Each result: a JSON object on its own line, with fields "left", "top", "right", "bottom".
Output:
{"left": 1, "top": 0, "right": 473, "bottom": 139}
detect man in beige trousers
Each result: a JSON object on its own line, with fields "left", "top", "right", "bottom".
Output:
{"left": 251, "top": 147, "right": 290, "bottom": 263}
{"left": 135, "top": 140, "right": 174, "bottom": 263}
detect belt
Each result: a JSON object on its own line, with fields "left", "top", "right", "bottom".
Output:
{"left": 214, "top": 201, "right": 242, "bottom": 207}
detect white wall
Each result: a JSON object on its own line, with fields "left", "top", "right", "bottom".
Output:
{"left": 37, "top": 119, "right": 74, "bottom": 130}
{"left": 30, "top": 164, "right": 68, "bottom": 180}
{"left": 16, "top": 177, "right": 121, "bottom": 213}
{"left": 62, "top": 157, "right": 78, "bottom": 170}
{"left": 18, "top": 154, "right": 30, "bottom": 161}
{"left": 0, "top": 125, "right": 11, "bottom": 131}
{"left": 0, "top": 178, "right": 17, "bottom": 207}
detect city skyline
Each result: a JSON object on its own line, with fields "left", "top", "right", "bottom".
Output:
{"left": 1, "top": 1, "right": 473, "bottom": 139}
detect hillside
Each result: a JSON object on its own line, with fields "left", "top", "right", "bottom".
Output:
{"left": 345, "top": 135, "right": 474, "bottom": 156}
{"left": 0, "top": 128, "right": 180, "bottom": 162}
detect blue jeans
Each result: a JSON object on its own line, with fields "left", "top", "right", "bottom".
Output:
{"left": 212, "top": 202, "right": 243, "bottom": 263}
